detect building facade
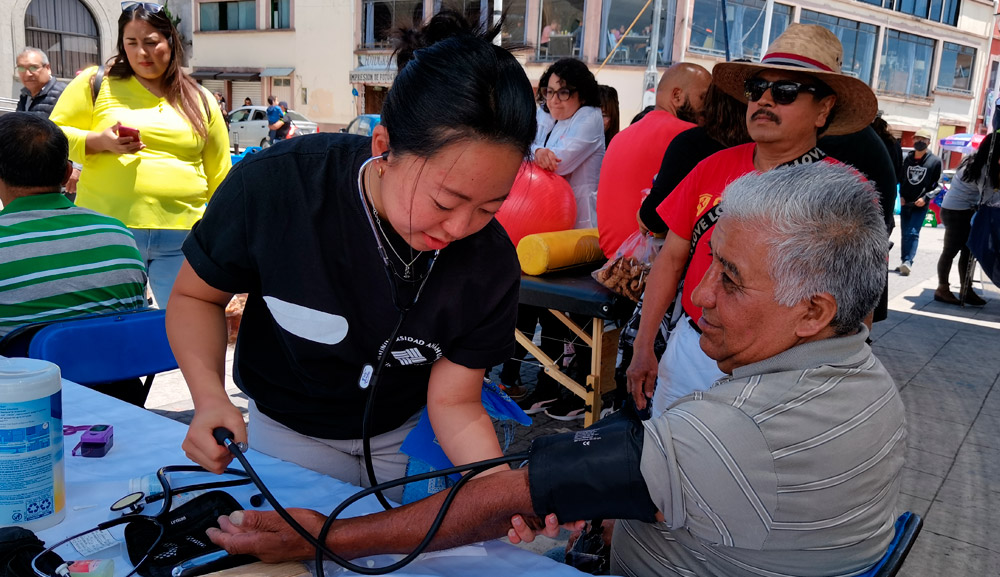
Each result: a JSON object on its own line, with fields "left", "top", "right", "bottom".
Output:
{"left": 3, "top": 0, "right": 193, "bottom": 101}
{"left": 5, "top": 0, "right": 995, "bottom": 148}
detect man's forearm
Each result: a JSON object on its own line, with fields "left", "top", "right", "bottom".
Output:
{"left": 325, "top": 467, "right": 537, "bottom": 559}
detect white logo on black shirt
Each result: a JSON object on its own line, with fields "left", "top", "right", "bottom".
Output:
{"left": 392, "top": 348, "right": 427, "bottom": 365}
{"left": 907, "top": 165, "right": 927, "bottom": 186}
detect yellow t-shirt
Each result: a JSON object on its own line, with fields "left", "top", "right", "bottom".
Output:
{"left": 50, "top": 67, "right": 232, "bottom": 230}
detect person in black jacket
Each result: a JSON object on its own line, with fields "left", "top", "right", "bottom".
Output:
{"left": 896, "top": 128, "right": 942, "bottom": 275}
{"left": 15, "top": 48, "right": 67, "bottom": 118}
{"left": 15, "top": 48, "right": 77, "bottom": 196}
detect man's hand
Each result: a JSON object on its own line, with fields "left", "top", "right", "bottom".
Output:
{"left": 914, "top": 197, "right": 926, "bottom": 208}
{"left": 533, "top": 148, "right": 561, "bottom": 172}
{"left": 66, "top": 167, "right": 81, "bottom": 193}
{"left": 507, "top": 513, "right": 585, "bottom": 544}
{"left": 207, "top": 509, "right": 324, "bottom": 562}
{"left": 626, "top": 344, "right": 658, "bottom": 411}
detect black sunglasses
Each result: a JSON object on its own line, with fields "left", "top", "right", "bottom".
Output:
{"left": 121, "top": 1, "right": 163, "bottom": 14}
{"left": 744, "top": 77, "right": 827, "bottom": 105}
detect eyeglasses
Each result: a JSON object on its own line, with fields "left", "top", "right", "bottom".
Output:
{"left": 541, "top": 87, "right": 575, "bottom": 101}
{"left": 121, "top": 1, "right": 164, "bottom": 13}
{"left": 744, "top": 77, "right": 827, "bottom": 106}
{"left": 16, "top": 65, "right": 45, "bottom": 74}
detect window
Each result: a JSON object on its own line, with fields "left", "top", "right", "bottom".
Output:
{"left": 252, "top": 110, "right": 266, "bottom": 121}
{"left": 230, "top": 109, "right": 250, "bottom": 122}
{"left": 362, "top": 0, "right": 423, "bottom": 48}
{"left": 799, "top": 11, "right": 878, "bottom": 85}
{"left": 600, "top": 0, "right": 677, "bottom": 66}
{"left": 937, "top": 42, "right": 975, "bottom": 93}
{"left": 273, "top": 77, "right": 290, "bottom": 87}
{"left": 201, "top": 1, "right": 256, "bottom": 31}
{"left": 863, "top": 0, "right": 960, "bottom": 27}
{"left": 23, "top": 0, "right": 100, "bottom": 78}
{"left": 878, "top": 30, "right": 934, "bottom": 98}
{"left": 442, "top": 0, "right": 528, "bottom": 47}
{"left": 271, "top": 0, "right": 290, "bottom": 29}
{"left": 537, "top": 0, "right": 585, "bottom": 61}
{"left": 689, "top": 0, "right": 791, "bottom": 61}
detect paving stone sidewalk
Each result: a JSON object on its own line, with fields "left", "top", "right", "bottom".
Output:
{"left": 142, "top": 222, "right": 1000, "bottom": 574}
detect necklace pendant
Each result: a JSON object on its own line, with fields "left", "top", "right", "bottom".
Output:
{"left": 404, "top": 264, "right": 412, "bottom": 279}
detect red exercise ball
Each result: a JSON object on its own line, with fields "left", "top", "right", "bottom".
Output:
{"left": 496, "top": 162, "right": 576, "bottom": 247}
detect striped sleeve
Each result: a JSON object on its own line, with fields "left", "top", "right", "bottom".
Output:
{"left": 0, "top": 208, "right": 147, "bottom": 336}
{"left": 642, "top": 400, "right": 778, "bottom": 549}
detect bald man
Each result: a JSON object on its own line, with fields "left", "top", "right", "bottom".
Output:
{"left": 597, "top": 63, "right": 711, "bottom": 258}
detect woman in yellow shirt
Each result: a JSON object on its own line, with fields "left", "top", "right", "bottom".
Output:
{"left": 50, "top": 1, "right": 231, "bottom": 308}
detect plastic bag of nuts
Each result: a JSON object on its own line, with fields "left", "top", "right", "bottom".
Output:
{"left": 592, "top": 232, "right": 661, "bottom": 302}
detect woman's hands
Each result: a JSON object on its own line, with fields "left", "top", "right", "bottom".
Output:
{"left": 87, "top": 122, "right": 144, "bottom": 155}
{"left": 533, "top": 148, "right": 561, "bottom": 172}
{"left": 182, "top": 395, "right": 247, "bottom": 474}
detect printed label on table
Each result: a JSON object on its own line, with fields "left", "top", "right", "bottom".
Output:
{"left": 71, "top": 529, "right": 118, "bottom": 556}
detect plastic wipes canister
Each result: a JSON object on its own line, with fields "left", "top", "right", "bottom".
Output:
{"left": 0, "top": 357, "right": 65, "bottom": 530}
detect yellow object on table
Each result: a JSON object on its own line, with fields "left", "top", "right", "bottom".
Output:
{"left": 516, "top": 228, "right": 604, "bottom": 275}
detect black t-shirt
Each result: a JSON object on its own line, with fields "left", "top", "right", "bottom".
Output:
{"left": 183, "top": 133, "right": 520, "bottom": 439}
{"left": 639, "top": 126, "right": 725, "bottom": 234}
{"left": 820, "top": 126, "right": 899, "bottom": 234}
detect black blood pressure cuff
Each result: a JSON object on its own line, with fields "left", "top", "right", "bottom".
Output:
{"left": 528, "top": 410, "right": 658, "bottom": 523}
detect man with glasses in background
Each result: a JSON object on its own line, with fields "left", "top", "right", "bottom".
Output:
{"left": 15, "top": 48, "right": 66, "bottom": 118}
{"left": 627, "top": 24, "right": 881, "bottom": 416}
{"left": 14, "top": 48, "right": 80, "bottom": 199}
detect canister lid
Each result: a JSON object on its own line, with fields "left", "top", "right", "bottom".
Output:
{"left": 0, "top": 357, "right": 61, "bottom": 390}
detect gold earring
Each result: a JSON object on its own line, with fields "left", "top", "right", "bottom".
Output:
{"left": 377, "top": 165, "right": 384, "bottom": 178}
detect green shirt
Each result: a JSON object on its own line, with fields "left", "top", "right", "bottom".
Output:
{"left": 0, "top": 193, "right": 147, "bottom": 337}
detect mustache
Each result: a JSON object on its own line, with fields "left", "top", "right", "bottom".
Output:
{"left": 751, "top": 109, "right": 780, "bottom": 123}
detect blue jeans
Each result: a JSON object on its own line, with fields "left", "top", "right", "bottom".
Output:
{"left": 899, "top": 203, "right": 929, "bottom": 265}
{"left": 129, "top": 228, "right": 189, "bottom": 308}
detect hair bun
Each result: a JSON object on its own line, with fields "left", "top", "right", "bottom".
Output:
{"left": 393, "top": 9, "right": 498, "bottom": 71}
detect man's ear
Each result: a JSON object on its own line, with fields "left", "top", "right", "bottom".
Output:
{"left": 671, "top": 86, "right": 685, "bottom": 106}
{"left": 814, "top": 94, "right": 837, "bottom": 129}
{"left": 795, "top": 292, "right": 837, "bottom": 338}
{"left": 61, "top": 161, "right": 73, "bottom": 187}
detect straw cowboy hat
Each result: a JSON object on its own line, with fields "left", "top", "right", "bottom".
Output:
{"left": 713, "top": 24, "right": 878, "bottom": 136}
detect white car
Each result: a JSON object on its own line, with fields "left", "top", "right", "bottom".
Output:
{"left": 227, "top": 105, "right": 318, "bottom": 150}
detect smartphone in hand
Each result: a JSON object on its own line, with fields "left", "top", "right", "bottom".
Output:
{"left": 117, "top": 124, "right": 141, "bottom": 141}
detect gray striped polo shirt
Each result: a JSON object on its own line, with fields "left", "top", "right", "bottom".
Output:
{"left": 0, "top": 193, "right": 147, "bottom": 336}
{"left": 612, "top": 326, "right": 906, "bottom": 577}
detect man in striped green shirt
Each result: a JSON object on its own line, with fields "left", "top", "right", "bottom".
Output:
{"left": 0, "top": 113, "right": 146, "bottom": 337}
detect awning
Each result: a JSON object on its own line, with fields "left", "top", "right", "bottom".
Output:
{"left": 189, "top": 69, "right": 221, "bottom": 80}
{"left": 260, "top": 67, "right": 294, "bottom": 77}
{"left": 217, "top": 71, "right": 260, "bottom": 81}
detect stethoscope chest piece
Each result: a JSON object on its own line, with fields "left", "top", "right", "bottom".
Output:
{"left": 111, "top": 491, "right": 146, "bottom": 515}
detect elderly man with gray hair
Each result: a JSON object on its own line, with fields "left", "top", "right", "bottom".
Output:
{"left": 206, "top": 161, "right": 905, "bottom": 577}
{"left": 15, "top": 47, "right": 66, "bottom": 117}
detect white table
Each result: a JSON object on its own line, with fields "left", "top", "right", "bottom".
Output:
{"left": 36, "top": 382, "right": 587, "bottom": 577}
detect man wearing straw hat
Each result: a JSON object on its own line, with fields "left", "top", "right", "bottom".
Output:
{"left": 627, "top": 23, "right": 880, "bottom": 416}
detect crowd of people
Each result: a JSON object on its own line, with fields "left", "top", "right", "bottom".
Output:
{"left": 2, "top": 4, "right": 996, "bottom": 576}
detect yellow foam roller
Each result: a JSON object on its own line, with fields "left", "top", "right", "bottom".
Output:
{"left": 516, "top": 228, "right": 604, "bottom": 275}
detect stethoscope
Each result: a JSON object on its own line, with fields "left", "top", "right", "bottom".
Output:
{"left": 213, "top": 427, "right": 529, "bottom": 576}
{"left": 355, "top": 152, "right": 440, "bottom": 510}
{"left": 32, "top": 466, "right": 253, "bottom": 577}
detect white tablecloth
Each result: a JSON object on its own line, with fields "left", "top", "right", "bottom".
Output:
{"left": 36, "top": 382, "right": 586, "bottom": 577}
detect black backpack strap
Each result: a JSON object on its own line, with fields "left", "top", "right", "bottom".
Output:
{"left": 90, "top": 65, "right": 105, "bottom": 104}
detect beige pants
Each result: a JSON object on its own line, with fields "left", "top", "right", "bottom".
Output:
{"left": 248, "top": 401, "right": 420, "bottom": 503}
